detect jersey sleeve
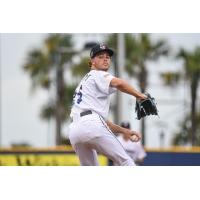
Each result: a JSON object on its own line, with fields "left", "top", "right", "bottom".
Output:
{"left": 94, "top": 71, "right": 116, "bottom": 95}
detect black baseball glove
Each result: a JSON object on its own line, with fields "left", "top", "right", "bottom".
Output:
{"left": 135, "top": 93, "right": 158, "bottom": 120}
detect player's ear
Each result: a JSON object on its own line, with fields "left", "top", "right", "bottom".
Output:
{"left": 90, "top": 58, "right": 96, "bottom": 66}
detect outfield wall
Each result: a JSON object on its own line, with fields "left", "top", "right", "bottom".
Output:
{"left": 143, "top": 147, "right": 200, "bottom": 166}
{"left": 1, "top": 146, "right": 200, "bottom": 166}
{"left": 0, "top": 146, "right": 107, "bottom": 166}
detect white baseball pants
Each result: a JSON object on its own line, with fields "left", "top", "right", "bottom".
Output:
{"left": 69, "top": 112, "right": 135, "bottom": 166}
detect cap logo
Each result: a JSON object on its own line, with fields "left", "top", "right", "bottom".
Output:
{"left": 100, "top": 44, "right": 106, "bottom": 49}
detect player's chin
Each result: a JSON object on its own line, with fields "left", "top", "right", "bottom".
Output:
{"left": 101, "top": 66, "right": 109, "bottom": 71}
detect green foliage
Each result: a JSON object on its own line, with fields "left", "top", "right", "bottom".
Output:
{"left": 162, "top": 46, "right": 200, "bottom": 146}
{"left": 23, "top": 49, "right": 51, "bottom": 90}
{"left": 178, "top": 47, "right": 200, "bottom": 145}
{"left": 40, "top": 101, "right": 56, "bottom": 120}
{"left": 160, "top": 72, "right": 181, "bottom": 86}
{"left": 106, "top": 33, "right": 169, "bottom": 81}
{"left": 127, "top": 34, "right": 169, "bottom": 77}
{"left": 40, "top": 84, "right": 77, "bottom": 121}
{"left": 72, "top": 57, "right": 90, "bottom": 78}
{"left": 44, "top": 34, "right": 74, "bottom": 65}
{"left": 172, "top": 113, "right": 200, "bottom": 146}
{"left": 177, "top": 47, "right": 200, "bottom": 79}
{"left": 23, "top": 34, "right": 76, "bottom": 122}
{"left": 64, "top": 84, "right": 77, "bottom": 116}
{"left": 23, "top": 34, "right": 75, "bottom": 91}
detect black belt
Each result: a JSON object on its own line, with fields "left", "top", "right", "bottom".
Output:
{"left": 71, "top": 110, "right": 92, "bottom": 122}
{"left": 80, "top": 110, "right": 92, "bottom": 117}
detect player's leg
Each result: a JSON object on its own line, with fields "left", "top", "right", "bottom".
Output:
{"left": 88, "top": 134, "right": 135, "bottom": 166}
{"left": 72, "top": 142, "right": 99, "bottom": 166}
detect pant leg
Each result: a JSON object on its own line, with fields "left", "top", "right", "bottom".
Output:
{"left": 72, "top": 143, "right": 99, "bottom": 166}
{"left": 69, "top": 114, "right": 135, "bottom": 166}
{"left": 88, "top": 134, "right": 135, "bottom": 166}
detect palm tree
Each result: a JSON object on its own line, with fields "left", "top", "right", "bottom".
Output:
{"left": 71, "top": 57, "right": 90, "bottom": 78}
{"left": 162, "top": 47, "right": 200, "bottom": 145}
{"left": 172, "top": 112, "right": 200, "bottom": 146}
{"left": 178, "top": 47, "right": 200, "bottom": 145}
{"left": 160, "top": 72, "right": 181, "bottom": 86}
{"left": 23, "top": 34, "right": 75, "bottom": 145}
{"left": 106, "top": 33, "right": 169, "bottom": 145}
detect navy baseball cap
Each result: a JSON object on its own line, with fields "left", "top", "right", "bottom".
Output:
{"left": 90, "top": 43, "right": 114, "bottom": 58}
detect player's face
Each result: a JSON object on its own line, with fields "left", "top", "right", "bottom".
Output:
{"left": 91, "top": 51, "right": 111, "bottom": 71}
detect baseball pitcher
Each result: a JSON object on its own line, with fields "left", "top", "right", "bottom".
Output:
{"left": 69, "top": 43, "right": 147, "bottom": 166}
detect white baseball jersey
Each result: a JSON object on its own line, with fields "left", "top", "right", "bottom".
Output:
{"left": 70, "top": 69, "right": 117, "bottom": 119}
{"left": 117, "top": 135, "right": 147, "bottom": 161}
{"left": 69, "top": 69, "right": 136, "bottom": 166}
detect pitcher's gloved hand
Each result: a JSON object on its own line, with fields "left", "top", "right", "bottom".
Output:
{"left": 135, "top": 93, "right": 158, "bottom": 120}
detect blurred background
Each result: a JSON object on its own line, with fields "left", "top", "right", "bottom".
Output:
{"left": 1, "top": 33, "right": 200, "bottom": 166}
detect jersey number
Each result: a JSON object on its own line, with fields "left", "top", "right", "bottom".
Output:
{"left": 72, "top": 85, "right": 83, "bottom": 104}
{"left": 72, "top": 73, "right": 91, "bottom": 105}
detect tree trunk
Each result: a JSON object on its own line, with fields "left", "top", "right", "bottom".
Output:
{"left": 190, "top": 77, "right": 198, "bottom": 146}
{"left": 139, "top": 64, "right": 148, "bottom": 146}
